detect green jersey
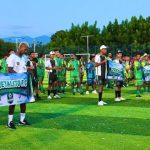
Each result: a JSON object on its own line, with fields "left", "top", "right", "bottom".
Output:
{"left": 37, "top": 58, "right": 45, "bottom": 76}
{"left": 134, "top": 60, "right": 143, "bottom": 86}
{"left": 55, "top": 57, "right": 61, "bottom": 67}
{"left": 141, "top": 60, "right": 148, "bottom": 67}
{"left": 0, "top": 59, "right": 8, "bottom": 73}
{"left": 68, "top": 60, "right": 80, "bottom": 77}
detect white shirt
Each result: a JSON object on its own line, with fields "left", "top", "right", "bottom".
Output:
{"left": 113, "top": 59, "right": 120, "bottom": 64}
{"left": 7, "top": 54, "right": 28, "bottom": 73}
{"left": 45, "top": 60, "right": 52, "bottom": 73}
{"left": 95, "top": 54, "right": 107, "bottom": 77}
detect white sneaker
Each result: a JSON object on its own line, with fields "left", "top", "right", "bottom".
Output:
{"left": 120, "top": 97, "right": 126, "bottom": 101}
{"left": 92, "top": 90, "right": 97, "bottom": 94}
{"left": 54, "top": 95, "right": 61, "bottom": 99}
{"left": 48, "top": 95, "right": 52, "bottom": 100}
{"left": 115, "top": 98, "right": 121, "bottom": 102}
{"left": 98, "top": 101, "right": 104, "bottom": 106}
{"left": 102, "top": 101, "right": 107, "bottom": 105}
{"left": 86, "top": 91, "right": 89, "bottom": 94}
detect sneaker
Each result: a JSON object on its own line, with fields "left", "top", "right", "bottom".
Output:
{"left": 120, "top": 97, "right": 126, "bottom": 101}
{"left": 19, "top": 119, "right": 30, "bottom": 125}
{"left": 115, "top": 98, "right": 121, "bottom": 102}
{"left": 102, "top": 101, "right": 107, "bottom": 105}
{"left": 54, "top": 95, "right": 61, "bottom": 99}
{"left": 98, "top": 101, "right": 104, "bottom": 106}
{"left": 7, "top": 121, "right": 16, "bottom": 129}
{"left": 86, "top": 91, "right": 89, "bottom": 94}
{"left": 48, "top": 95, "right": 52, "bottom": 100}
{"left": 92, "top": 90, "right": 97, "bottom": 94}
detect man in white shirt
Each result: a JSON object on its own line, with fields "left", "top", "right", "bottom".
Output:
{"left": 6, "top": 42, "right": 30, "bottom": 129}
{"left": 46, "top": 51, "right": 61, "bottom": 99}
{"left": 95, "top": 45, "right": 108, "bottom": 106}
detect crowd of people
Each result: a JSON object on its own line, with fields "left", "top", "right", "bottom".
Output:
{"left": 0, "top": 42, "right": 150, "bottom": 129}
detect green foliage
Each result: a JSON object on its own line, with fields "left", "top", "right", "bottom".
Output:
{"left": 0, "top": 39, "right": 15, "bottom": 57}
{"left": 1, "top": 16, "right": 150, "bottom": 56}
{"left": 47, "top": 16, "right": 150, "bottom": 55}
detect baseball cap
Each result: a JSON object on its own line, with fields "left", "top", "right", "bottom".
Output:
{"left": 117, "top": 50, "right": 122, "bottom": 54}
{"left": 49, "top": 51, "right": 55, "bottom": 55}
{"left": 100, "top": 45, "right": 107, "bottom": 50}
{"left": 143, "top": 53, "right": 148, "bottom": 57}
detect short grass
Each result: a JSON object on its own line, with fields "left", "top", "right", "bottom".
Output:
{"left": 0, "top": 73, "right": 150, "bottom": 150}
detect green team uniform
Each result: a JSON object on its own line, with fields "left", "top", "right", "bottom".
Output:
{"left": 141, "top": 60, "right": 148, "bottom": 67}
{"left": 124, "top": 61, "right": 132, "bottom": 79}
{"left": 37, "top": 58, "right": 45, "bottom": 81}
{"left": 59, "top": 58, "right": 66, "bottom": 81}
{"left": 0, "top": 59, "right": 8, "bottom": 73}
{"left": 68, "top": 59, "right": 80, "bottom": 84}
{"left": 134, "top": 60, "right": 143, "bottom": 86}
{"left": 55, "top": 57, "right": 61, "bottom": 80}
{"left": 141, "top": 60, "right": 149, "bottom": 92}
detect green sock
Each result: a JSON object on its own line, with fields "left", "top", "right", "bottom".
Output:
{"left": 143, "top": 86, "right": 146, "bottom": 92}
{"left": 136, "top": 90, "right": 140, "bottom": 96}
{"left": 148, "top": 87, "right": 150, "bottom": 92}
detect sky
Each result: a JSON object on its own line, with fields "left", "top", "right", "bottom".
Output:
{"left": 0, "top": 0, "right": 149, "bottom": 38}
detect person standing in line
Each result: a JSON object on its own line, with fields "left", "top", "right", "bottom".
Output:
{"left": 95, "top": 45, "right": 108, "bottom": 106}
{"left": 46, "top": 51, "right": 61, "bottom": 100}
{"left": 133, "top": 53, "right": 143, "bottom": 98}
{"left": 113, "top": 50, "right": 126, "bottom": 102}
{"left": 6, "top": 42, "right": 30, "bottom": 129}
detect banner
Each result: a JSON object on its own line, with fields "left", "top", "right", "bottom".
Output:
{"left": 143, "top": 65, "right": 150, "bottom": 82}
{"left": 107, "top": 60, "right": 124, "bottom": 81}
{"left": 0, "top": 73, "right": 35, "bottom": 106}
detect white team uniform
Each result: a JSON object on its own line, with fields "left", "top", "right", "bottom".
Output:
{"left": 45, "top": 60, "right": 52, "bottom": 73}
{"left": 95, "top": 54, "right": 108, "bottom": 78}
{"left": 7, "top": 54, "right": 28, "bottom": 73}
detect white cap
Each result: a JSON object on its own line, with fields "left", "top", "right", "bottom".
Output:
{"left": 100, "top": 45, "right": 107, "bottom": 50}
{"left": 49, "top": 51, "right": 55, "bottom": 55}
{"left": 143, "top": 53, "right": 148, "bottom": 57}
{"left": 18, "top": 42, "right": 29, "bottom": 49}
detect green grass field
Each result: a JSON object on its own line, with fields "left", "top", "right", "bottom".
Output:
{"left": 0, "top": 74, "right": 150, "bottom": 150}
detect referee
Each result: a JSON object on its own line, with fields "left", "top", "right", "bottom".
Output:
{"left": 6, "top": 42, "right": 30, "bottom": 129}
{"left": 95, "top": 45, "right": 108, "bottom": 106}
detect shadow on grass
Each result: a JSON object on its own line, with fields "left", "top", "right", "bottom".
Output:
{"left": 27, "top": 112, "right": 150, "bottom": 136}
{"left": 36, "top": 95, "right": 150, "bottom": 108}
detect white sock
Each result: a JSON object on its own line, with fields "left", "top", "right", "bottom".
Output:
{"left": 20, "top": 113, "right": 26, "bottom": 122}
{"left": 8, "top": 115, "right": 13, "bottom": 124}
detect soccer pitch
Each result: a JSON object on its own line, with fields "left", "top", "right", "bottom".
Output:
{"left": 0, "top": 73, "right": 150, "bottom": 150}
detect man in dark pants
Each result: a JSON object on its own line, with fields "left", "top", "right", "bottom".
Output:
{"left": 6, "top": 42, "right": 30, "bottom": 129}
{"left": 46, "top": 51, "right": 61, "bottom": 99}
{"left": 95, "top": 45, "right": 108, "bottom": 106}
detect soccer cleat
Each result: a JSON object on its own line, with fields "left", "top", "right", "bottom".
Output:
{"left": 115, "top": 98, "right": 121, "bottom": 102}
{"left": 86, "top": 91, "right": 89, "bottom": 94}
{"left": 98, "top": 101, "right": 104, "bottom": 106}
{"left": 7, "top": 121, "right": 16, "bottom": 129}
{"left": 19, "top": 119, "right": 30, "bottom": 125}
{"left": 48, "top": 95, "right": 52, "bottom": 100}
{"left": 92, "top": 90, "right": 97, "bottom": 94}
{"left": 54, "top": 95, "right": 61, "bottom": 99}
